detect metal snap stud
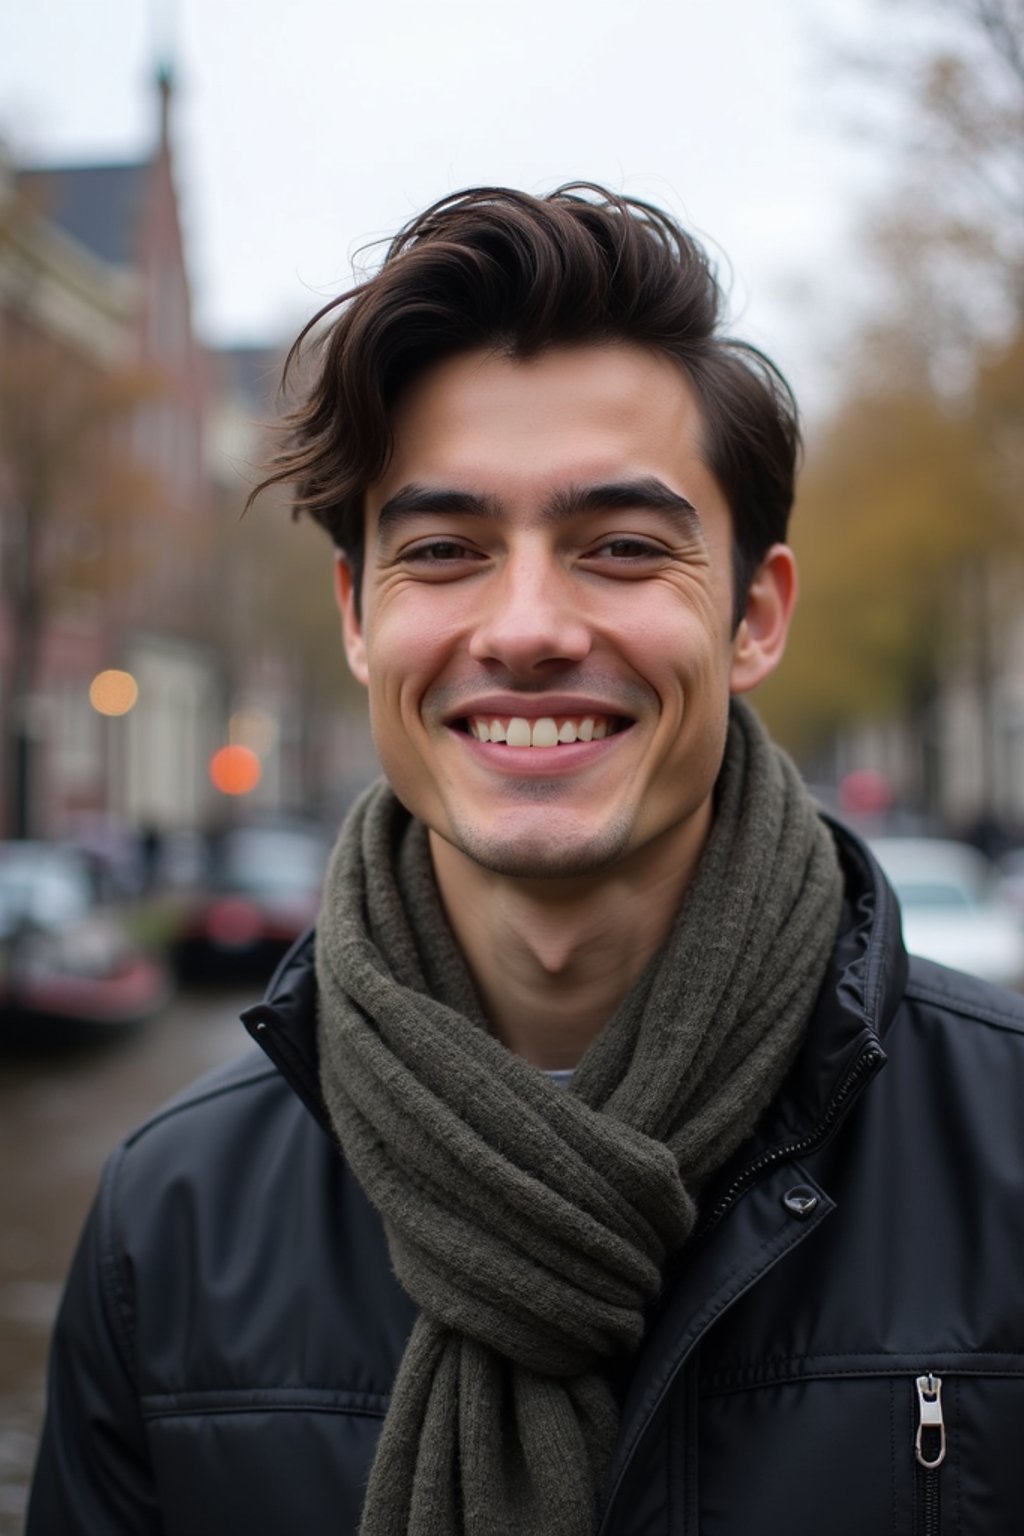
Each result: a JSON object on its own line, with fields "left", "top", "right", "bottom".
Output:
{"left": 782, "top": 1185, "right": 819, "bottom": 1219}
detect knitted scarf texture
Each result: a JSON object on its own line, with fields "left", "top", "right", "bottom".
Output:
{"left": 315, "top": 699, "right": 843, "bottom": 1536}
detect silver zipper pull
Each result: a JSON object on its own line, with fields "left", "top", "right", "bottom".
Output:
{"left": 915, "top": 1373, "right": 946, "bottom": 1469}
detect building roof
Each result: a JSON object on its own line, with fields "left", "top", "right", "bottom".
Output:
{"left": 16, "top": 162, "right": 148, "bottom": 268}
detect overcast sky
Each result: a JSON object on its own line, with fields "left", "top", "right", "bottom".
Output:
{"left": 0, "top": 0, "right": 891, "bottom": 404}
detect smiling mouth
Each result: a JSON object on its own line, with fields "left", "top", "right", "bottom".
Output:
{"left": 459, "top": 714, "right": 629, "bottom": 747}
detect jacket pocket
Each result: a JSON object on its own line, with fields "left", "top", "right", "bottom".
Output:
{"left": 697, "top": 1362, "right": 1024, "bottom": 1534}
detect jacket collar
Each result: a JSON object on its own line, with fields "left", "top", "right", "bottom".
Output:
{"left": 682, "top": 818, "right": 902, "bottom": 1242}
{"left": 242, "top": 929, "right": 330, "bottom": 1136}
{"left": 243, "top": 817, "right": 907, "bottom": 1162}
{"left": 736, "top": 816, "right": 905, "bottom": 1155}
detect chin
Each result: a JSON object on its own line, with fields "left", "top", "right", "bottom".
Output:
{"left": 443, "top": 810, "right": 635, "bottom": 881}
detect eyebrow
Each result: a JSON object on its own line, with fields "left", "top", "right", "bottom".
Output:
{"left": 376, "top": 485, "right": 502, "bottom": 534}
{"left": 376, "top": 476, "right": 700, "bottom": 540}
{"left": 545, "top": 478, "right": 699, "bottom": 526}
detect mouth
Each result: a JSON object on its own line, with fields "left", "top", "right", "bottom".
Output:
{"left": 456, "top": 713, "right": 631, "bottom": 748}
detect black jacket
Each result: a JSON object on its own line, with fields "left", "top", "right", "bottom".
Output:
{"left": 27, "top": 826, "right": 1024, "bottom": 1535}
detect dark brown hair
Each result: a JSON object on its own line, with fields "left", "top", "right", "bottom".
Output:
{"left": 251, "top": 182, "right": 800, "bottom": 623}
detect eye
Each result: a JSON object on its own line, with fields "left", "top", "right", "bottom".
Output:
{"left": 605, "top": 538, "right": 661, "bottom": 558}
{"left": 393, "top": 538, "right": 489, "bottom": 579}
{"left": 402, "top": 539, "right": 483, "bottom": 564}
{"left": 586, "top": 536, "right": 669, "bottom": 565}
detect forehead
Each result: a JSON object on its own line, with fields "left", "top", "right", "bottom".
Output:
{"left": 366, "top": 344, "right": 721, "bottom": 517}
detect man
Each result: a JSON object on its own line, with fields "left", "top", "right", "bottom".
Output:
{"left": 29, "top": 185, "right": 1024, "bottom": 1535}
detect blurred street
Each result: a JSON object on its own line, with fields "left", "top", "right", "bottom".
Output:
{"left": 0, "top": 989, "right": 255, "bottom": 1534}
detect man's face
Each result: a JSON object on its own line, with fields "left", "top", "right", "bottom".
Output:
{"left": 338, "top": 344, "right": 793, "bottom": 884}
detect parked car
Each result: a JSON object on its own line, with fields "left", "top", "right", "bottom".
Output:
{"left": 0, "top": 841, "right": 172, "bottom": 1035}
{"left": 170, "top": 820, "right": 331, "bottom": 982}
{"left": 869, "top": 836, "right": 1024, "bottom": 989}
{"left": 995, "top": 847, "right": 1024, "bottom": 914}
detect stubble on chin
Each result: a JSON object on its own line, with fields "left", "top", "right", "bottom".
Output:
{"left": 439, "top": 804, "right": 636, "bottom": 882}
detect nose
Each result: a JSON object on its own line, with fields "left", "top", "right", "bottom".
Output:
{"left": 468, "top": 546, "right": 592, "bottom": 675}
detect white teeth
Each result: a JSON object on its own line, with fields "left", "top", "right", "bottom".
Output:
{"left": 505, "top": 718, "right": 532, "bottom": 747}
{"left": 466, "top": 714, "right": 617, "bottom": 746}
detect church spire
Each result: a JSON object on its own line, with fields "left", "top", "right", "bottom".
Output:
{"left": 151, "top": 0, "right": 177, "bottom": 153}
{"left": 157, "top": 64, "right": 173, "bottom": 155}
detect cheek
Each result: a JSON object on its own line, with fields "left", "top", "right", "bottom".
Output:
{"left": 368, "top": 580, "right": 473, "bottom": 646}
{"left": 618, "top": 599, "right": 731, "bottom": 692}
{"left": 363, "top": 600, "right": 461, "bottom": 721}
{"left": 366, "top": 593, "right": 432, "bottom": 666}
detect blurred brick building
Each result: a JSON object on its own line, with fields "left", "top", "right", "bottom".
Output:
{"left": 0, "top": 71, "right": 222, "bottom": 840}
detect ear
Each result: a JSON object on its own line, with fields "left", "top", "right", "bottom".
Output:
{"left": 333, "top": 555, "right": 369, "bottom": 687}
{"left": 729, "top": 543, "right": 798, "bottom": 695}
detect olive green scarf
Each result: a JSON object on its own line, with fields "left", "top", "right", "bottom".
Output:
{"left": 315, "top": 700, "right": 843, "bottom": 1535}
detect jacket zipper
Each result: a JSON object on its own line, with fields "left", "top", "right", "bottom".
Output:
{"left": 914, "top": 1373, "right": 945, "bottom": 1536}
{"left": 696, "top": 1044, "right": 886, "bottom": 1238}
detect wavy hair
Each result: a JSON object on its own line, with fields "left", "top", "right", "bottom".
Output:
{"left": 249, "top": 183, "right": 800, "bottom": 623}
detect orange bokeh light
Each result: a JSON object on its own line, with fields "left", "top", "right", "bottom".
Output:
{"left": 209, "top": 744, "right": 262, "bottom": 796}
{"left": 89, "top": 669, "right": 139, "bottom": 717}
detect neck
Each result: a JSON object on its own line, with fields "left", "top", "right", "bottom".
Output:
{"left": 428, "top": 817, "right": 709, "bottom": 1069}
